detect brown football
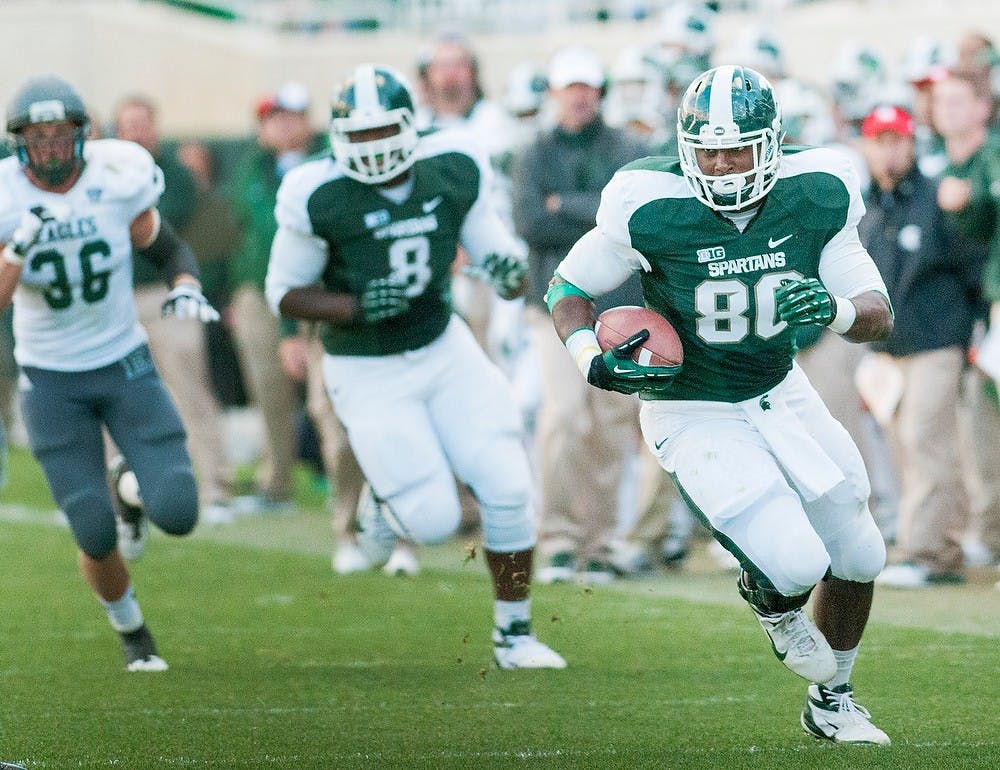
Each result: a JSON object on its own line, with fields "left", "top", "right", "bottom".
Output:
{"left": 595, "top": 306, "right": 683, "bottom": 367}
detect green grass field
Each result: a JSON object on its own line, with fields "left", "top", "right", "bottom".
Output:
{"left": 1, "top": 446, "right": 998, "bottom": 769}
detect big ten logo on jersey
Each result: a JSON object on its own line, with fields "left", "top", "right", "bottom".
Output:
{"left": 364, "top": 209, "right": 390, "bottom": 229}
{"left": 697, "top": 245, "right": 725, "bottom": 263}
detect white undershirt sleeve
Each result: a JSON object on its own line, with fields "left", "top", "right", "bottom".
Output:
{"left": 817, "top": 226, "right": 888, "bottom": 301}
{"left": 555, "top": 227, "right": 647, "bottom": 299}
{"left": 264, "top": 226, "right": 330, "bottom": 316}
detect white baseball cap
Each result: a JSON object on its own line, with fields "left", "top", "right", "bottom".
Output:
{"left": 547, "top": 46, "right": 605, "bottom": 90}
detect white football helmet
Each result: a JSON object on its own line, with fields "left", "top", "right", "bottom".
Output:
{"left": 677, "top": 65, "right": 784, "bottom": 211}
{"left": 329, "top": 64, "right": 419, "bottom": 185}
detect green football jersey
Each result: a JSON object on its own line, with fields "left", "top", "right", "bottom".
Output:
{"left": 599, "top": 147, "right": 862, "bottom": 402}
{"left": 276, "top": 134, "right": 482, "bottom": 356}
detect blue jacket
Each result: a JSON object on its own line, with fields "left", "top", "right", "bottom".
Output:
{"left": 859, "top": 166, "right": 985, "bottom": 357}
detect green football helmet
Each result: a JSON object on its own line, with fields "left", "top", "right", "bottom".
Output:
{"left": 6, "top": 75, "right": 90, "bottom": 186}
{"left": 329, "top": 64, "right": 419, "bottom": 185}
{"left": 677, "top": 65, "right": 783, "bottom": 212}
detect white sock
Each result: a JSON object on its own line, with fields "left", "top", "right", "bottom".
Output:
{"left": 494, "top": 599, "right": 531, "bottom": 631}
{"left": 825, "top": 645, "right": 859, "bottom": 689}
{"left": 101, "top": 585, "right": 144, "bottom": 633}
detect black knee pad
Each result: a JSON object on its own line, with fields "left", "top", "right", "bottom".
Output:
{"left": 62, "top": 486, "right": 117, "bottom": 559}
{"left": 738, "top": 569, "right": 812, "bottom": 614}
{"left": 144, "top": 465, "right": 198, "bottom": 535}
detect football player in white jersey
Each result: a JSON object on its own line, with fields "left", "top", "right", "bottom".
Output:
{"left": 0, "top": 76, "right": 218, "bottom": 671}
{"left": 266, "top": 64, "right": 564, "bottom": 670}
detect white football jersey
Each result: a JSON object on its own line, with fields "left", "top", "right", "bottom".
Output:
{"left": 0, "top": 138, "right": 163, "bottom": 371}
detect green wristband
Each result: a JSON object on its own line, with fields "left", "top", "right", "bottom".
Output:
{"left": 544, "top": 278, "right": 592, "bottom": 313}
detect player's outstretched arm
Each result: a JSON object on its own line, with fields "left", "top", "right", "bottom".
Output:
{"left": 838, "top": 290, "right": 893, "bottom": 343}
{"left": 276, "top": 285, "right": 360, "bottom": 324}
{"left": 131, "top": 208, "right": 219, "bottom": 323}
{"left": 548, "top": 277, "right": 597, "bottom": 344}
{"left": 775, "top": 278, "right": 892, "bottom": 344}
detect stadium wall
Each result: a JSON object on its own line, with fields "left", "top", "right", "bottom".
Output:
{"left": 0, "top": 0, "right": 997, "bottom": 137}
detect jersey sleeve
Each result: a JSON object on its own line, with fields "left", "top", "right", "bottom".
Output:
{"left": 274, "top": 162, "right": 320, "bottom": 237}
{"left": 819, "top": 226, "right": 888, "bottom": 300}
{"left": 266, "top": 164, "right": 331, "bottom": 315}
{"left": 555, "top": 227, "right": 641, "bottom": 298}
{"left": 815, "top": 150, "right": 887, "bottom": 299}
{"left": 0, "top": 161, "right": 22, "bottom": 243}
{"left": 89, "top": 139, "right": 164, "bottom": 223}
{"left": 551, "top": 169, "right": 652, "bottom": 298}
{"left": 451, "top": 132, "right": 527, "bottom": 265}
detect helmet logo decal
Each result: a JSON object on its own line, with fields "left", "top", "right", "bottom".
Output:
{"left": 28, "top": 100, "right": 67, "bottom": 123}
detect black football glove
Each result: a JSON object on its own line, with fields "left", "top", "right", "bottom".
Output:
{"left": 587, "top": 329, "right": 681, "bottom": 396}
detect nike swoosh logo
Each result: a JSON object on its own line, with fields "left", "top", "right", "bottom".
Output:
{"left": 654, "top": 437, "right": 669, "bottom": 450}
{"left": 422, "top": 196, "right": 444, "bottom": 213}
{"left": 768, "top": 234, "right": 793, "bottom": 248}
{"left": 612, "top": 365, "right": 636, "bottom": 375}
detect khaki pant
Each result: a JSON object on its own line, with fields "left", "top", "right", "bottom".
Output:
{"left": 887, "top": 347, "right": 968, "bottom": 573}
{"left": 134, "top": 284, "right": 231, "bottom": 505}
{"left": 229, "top": 285, "right": 298, "bottom": 500}
{"left": 959, "top": 367, "right": 1000, "bottom": 557}
{"left": 528, "top": 307, "right": 639, "bottom": 562}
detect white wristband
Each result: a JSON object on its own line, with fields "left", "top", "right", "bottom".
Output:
{"left": 2, "top": 245, "right": 24, "bottom": 267}
{"left": 829, "top": 296, "right": 857, "bottom": 335}
{"left": 565, "top": 327, "right": 602, "bottom": 378}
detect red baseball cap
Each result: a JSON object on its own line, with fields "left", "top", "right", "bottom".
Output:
{"left": 861, "top": 104, "right": 915, "bottom": 138}
{"left": 255, "top": 81, "right": 310, "bottom": 121}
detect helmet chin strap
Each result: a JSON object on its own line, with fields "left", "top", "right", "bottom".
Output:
{"left": 710, "top": 175, "right": 745, "bottom": 198}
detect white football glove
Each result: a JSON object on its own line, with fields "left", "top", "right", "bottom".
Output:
{"left": 161, "top": 283, "right": 220, "bottom": 323}
{"left": 462, "top": 252, "right": 527, "bottom": 300}
{"left": 4, "top": 204, "right": 69, "bottom": 265}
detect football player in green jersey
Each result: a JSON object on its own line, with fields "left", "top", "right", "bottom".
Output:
{"left": 266, "top": 64, "right": 564, "bottom": 669}
{"left": 547, "top": 65, "right": 894, "bottom": 743}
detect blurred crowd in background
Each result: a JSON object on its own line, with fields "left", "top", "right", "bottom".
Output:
{"left": 2, "top": 0, "right": 1000, "bottom": 589}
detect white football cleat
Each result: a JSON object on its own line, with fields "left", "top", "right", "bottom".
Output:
{"left": 801, "top": 683, "right": 891, "bottom": 745}
{"left": 332, "top": 540, "right": 373, "bottom": 574}
{"left": 383, "top": 543, "right": 420, "bottom": 576}
{"left": 535, "top": 551, "right": 576, "bottom": 584}
{"left": 751, "top": 607, "right": 836, "bottom": 683}
{"left": 200, "top": 502, "right": 236, "bottom": 525}
{"left": 109, "top": 456, "right": 148, "bottom": 561}
{"left": 738, "top": 571, "right": 835, "bottom": 682}
{"left": 493, "top": 620, "right": 566, "bottom": 670}
{"left": 355, "top": 484, "right": 397, "bottom": 568}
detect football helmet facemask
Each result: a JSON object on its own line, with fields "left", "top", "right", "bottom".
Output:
{"left": 677, "top": 64, "right": 783, "bottom": 212}
{"left": 6, "top": 75, "right": 89, "bottom": 186}
{"left": 329, "top": 64, "right": 418, "bottom": 185}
